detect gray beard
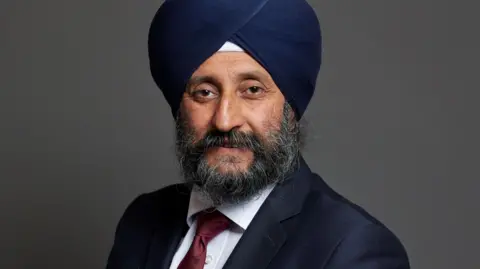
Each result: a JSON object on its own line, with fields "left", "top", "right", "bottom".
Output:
{"left": 175, "top": 103, "right": 304, "bottom": 207}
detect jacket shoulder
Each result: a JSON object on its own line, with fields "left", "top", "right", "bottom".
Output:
{"left": 308, "top": 173, "right": 390, "bottom": 230}
{"left": 121, "top": 183, "right": 189, "bottom": 224}
{"left": 105, "top": 183, "right": 190, "bottom": 268}
{"left": 303, "top": 173, "right": 409, "bottom": 267}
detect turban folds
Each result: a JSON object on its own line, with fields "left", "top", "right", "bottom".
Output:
{"left": 148, "top": 0, "right": 322, "bottom": 119}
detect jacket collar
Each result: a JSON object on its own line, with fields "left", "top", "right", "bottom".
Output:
{"left": 222, "top": 156, "right": 313, "bottom": 269}
{"left": 186, "top": 184, "right": 276, "bottom": 231}
{"left": 145, "top": 156, "right": 313, "bottom": 269}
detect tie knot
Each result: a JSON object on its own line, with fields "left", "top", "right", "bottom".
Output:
{"left": 195, "top": 209, "right": 231, "bottom": 240}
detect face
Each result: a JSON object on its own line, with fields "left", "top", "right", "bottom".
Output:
{"left": 175, "top": 52, "right": 303, "bottom": 206}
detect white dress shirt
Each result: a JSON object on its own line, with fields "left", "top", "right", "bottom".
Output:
{"left": 169, "top": 185, "right": 275, "bottom": 269}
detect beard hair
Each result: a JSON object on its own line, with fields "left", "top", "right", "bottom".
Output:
{"left": 175, "top": 102, "right": 304, "bottom": 207}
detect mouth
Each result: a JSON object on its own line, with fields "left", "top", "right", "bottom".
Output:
{"left": 221, "top": 144, "right": 242, "bottom": 148}
{"left": 207, "top": 146, "right": 250, "bottom": 153}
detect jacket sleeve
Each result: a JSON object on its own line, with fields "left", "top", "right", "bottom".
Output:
{"left": 325, "top": 223, "right": 410, "bottom": 269}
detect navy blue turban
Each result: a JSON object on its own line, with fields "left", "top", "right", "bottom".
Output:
{"left": 148, "top": 0, "right": 322, "bottom": 120}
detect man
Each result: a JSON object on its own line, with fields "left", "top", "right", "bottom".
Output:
{"left": 106, "top": 0, "right": 410, "bottom": 268}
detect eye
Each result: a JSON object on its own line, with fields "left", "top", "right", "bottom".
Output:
{"left": 193, "top": 89, "right": 214, "bottom": 97}
{"left": 191, "top": 88, "right": 217, "bottom": 102}
{"left": 245, "top": 86, "right": 264, "bottom": 95}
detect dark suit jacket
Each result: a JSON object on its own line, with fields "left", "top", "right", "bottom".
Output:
{"left": 106, "top": 157, "right": 410, "bottom": 269}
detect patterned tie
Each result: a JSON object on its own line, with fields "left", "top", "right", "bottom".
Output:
{"left": 178, "top": 209, "right": 231, "bottom": 269}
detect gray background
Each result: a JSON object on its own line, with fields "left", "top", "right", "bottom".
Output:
{"left": 1, "top": 0, "right": 478, "bottom": 268}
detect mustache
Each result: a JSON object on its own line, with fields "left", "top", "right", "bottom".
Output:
{"left": 193, "top": 129, "right": 263, "bottom": 151}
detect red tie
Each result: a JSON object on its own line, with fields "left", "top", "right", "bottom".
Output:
{"left": 178, "top": 209, "right": 231, "bottom": 269}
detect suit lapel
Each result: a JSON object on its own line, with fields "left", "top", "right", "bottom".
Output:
{"left": 144, "top": 218, "right": 187, "bottom": 269}
{"left": 144, "top": 186, "right": 190, "bottom": 269}
{"left": 222, "top": 201, "right": 286, "bottom": 269}
{"left": 223, "top": 157, "right": 313, "bottom": 269}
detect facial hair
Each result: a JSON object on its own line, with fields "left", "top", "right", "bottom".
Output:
{"left": 175, "top": 102, "right": 304, "bottom": 206}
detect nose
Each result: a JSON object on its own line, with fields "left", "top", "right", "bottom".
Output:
{"left": 211, "top": 94, "right": 245, "bottom": 132}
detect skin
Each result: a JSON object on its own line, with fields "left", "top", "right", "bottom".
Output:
{"left": 180, "top": 51, "right": 287, "bottom": 174}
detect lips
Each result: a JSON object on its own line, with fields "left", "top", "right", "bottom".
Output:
{"left": 207, "top": 145, "right": 248, "bottom": 152}
{"left": 222, "top": 144, "right": 240, "bottom": 148}
{"left": 221, "top": 137, "right": 241, "bottom": 148}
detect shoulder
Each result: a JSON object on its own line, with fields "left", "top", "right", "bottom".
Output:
{"left": 308, "top": 173, "right": 384, "bottom": 227}
{"left": 126, "top": 183, "right": 190, "bottom": 213}
{"left": 304, "top": 173, "right": 410, "bottom": 268}
{"left": 105, "top": 183, "right": 190, "bottom": 268}
{"left": 118, "top": 183, "right": 190, "bottom": 231}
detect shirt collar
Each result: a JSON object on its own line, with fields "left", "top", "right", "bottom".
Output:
{"left": 186, "top": 184, "right": 275, "bottom": 231}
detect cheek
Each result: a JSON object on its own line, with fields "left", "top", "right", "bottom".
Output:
{"left": 181, "top": 103, "right": 213, "bottom": 141}
{"left": 244, "top": 102, "right": 284, "bottom": 134}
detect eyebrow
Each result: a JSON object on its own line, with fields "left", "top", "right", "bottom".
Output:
{"left": 235, "top": 70, "right": 272, "bottom": 84}
{"left": 186, "top": 75, "right": 221, "bottom": 90}
{"left": 187, "top": 70, "right": 273, "bottom": 89}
